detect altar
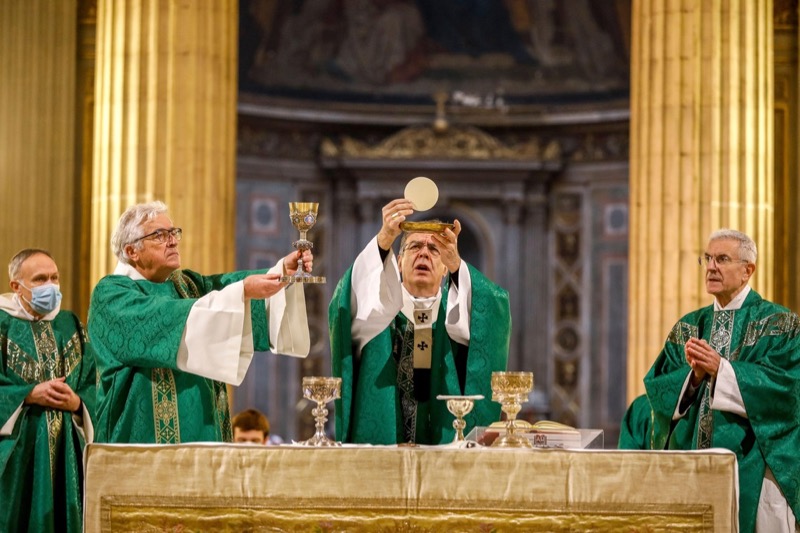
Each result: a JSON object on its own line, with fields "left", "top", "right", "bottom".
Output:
{"left": 83, "top": 444, "right": 738, "bottom": 532}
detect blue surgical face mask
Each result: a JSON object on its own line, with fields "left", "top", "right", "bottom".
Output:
{"left": 18, "top": 282, "right": 62, "bottom": 315}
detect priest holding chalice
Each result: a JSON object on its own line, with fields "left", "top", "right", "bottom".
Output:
{"left": 329, "top": 178, "right": 511, "bottom": 445}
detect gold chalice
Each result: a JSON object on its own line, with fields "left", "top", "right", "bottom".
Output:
{"left": 280, "top": 202, "right": 325, "bottom": 284}
{"left": 437, "top": 394, "right": 484, "bottom": 444}
{"left": 491, "top": 371, "right": 534, "bottom": 448}
{"left": 298, "top": 376, "right": 342, "bottom": 447}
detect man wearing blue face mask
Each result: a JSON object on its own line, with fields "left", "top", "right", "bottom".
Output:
{"left": 0, "top": 248, "right": 96, "bottom": 533}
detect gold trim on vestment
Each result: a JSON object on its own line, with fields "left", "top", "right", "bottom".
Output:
{"left": 395, "top": 317, "right": 417, "bottom": 443}
{"left": 62, "top": 329, "right": 84, "bottom": 378}
{"left": 214, "top": 380, "right": 232, "bottom": 441}
{"left": 152, "top": 368, "right": 180, "bottom": 444}
{"left": 4, "top": 335, "right": 39, "bottom": 382}
{"left": 742, "top": 311, "right": 800, "bottom": 347}
{"left": 30, "top": 320, "right": 64, "bottom": 479}
{"left": 666, "top": 321, "right": 698, "bottom": 345}
{"left": 697, "top": 311, "right": 734, "bottom": 449}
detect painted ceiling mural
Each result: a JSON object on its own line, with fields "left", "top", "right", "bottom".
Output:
{"left": 239, "top": 0, "right": 631, "bottom": 109}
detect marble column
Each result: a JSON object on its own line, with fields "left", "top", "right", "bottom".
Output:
{"left": 91, "top": 0, "right": 238, "bottom": 282}
{"left": 0, "top": 1, "right": 80, "bottom": 310}
{"left": 773, "top": 0, "right": 799, "bottom": 311}
{"left": 628, "top": 0, "right": 774, "bottom": 399}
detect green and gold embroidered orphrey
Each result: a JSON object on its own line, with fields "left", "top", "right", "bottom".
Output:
{"left": 152, "top": 368, "right": 180, "bottom": 444}
{"left": 1, "top": 310, "right": 95, "bottom": 533}
{"left": 90, "top": 268, "right": 267, "bottom": 444}
{"left": 4, "top": 320, "right": 84, "bottom": 479}
{"left": 171, "top": 271, "right": 232, "bottom": 442}
{"left": 393, "top": 315, "right": 418, "bottom": 443}
{"left": 138, "top": 271, "right": 199, "bottom": 445}
{"left": 330, "top": 262, "right": 511, "bottom": 445}
{"left": 144, "top": 272, "right": 235, "bottom": 445}
{"left": 696, "top": 311, "right": 735, "bottom": 449}
{"left": 644, "top": 290, "right": 800, "bottom": 533}
{"left": 692, "top": 309, "right": 800, "bottom": 449}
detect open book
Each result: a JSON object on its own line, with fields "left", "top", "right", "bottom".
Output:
{"left": 484, "top": 420, "right": 583, "bottom": 448}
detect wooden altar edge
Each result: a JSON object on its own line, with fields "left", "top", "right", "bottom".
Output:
{"left": 84, "top": 444, "right": 737, "bottom": 532}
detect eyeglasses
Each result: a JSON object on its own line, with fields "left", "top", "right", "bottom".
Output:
{"left": 131, "top": 227, "right": 183, "bottom": 245}
{"left": 403, "top": 241, "right": 440, "bottom": 257}
{"left": 698, "top": 254, "right": 749, "bottom": 267}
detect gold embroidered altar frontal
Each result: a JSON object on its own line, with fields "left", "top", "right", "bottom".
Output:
{"left": 83, "top": 444, "right": 737, "bottom": 532}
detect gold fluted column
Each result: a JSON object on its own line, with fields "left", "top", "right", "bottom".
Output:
{"left": 0, "top": 1, "right": 80, "bottom": 308}
{"left": 773, "top": 0, "right": 798, "bottom": 311}
{"left": 628, "top": 0, "right": 774, "bottom": 400}
{"left": 91, "top": 0, "right": 238, "bottom": 283}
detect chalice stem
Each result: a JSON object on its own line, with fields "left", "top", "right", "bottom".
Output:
{"left": 454, "top": 418, "right": 466, "bottom": 441}
{"left": 504, "top": 400, "right": 521, "bottom": 437}
{"left": 313, "top": 404, "right": 328, "bottom": 442}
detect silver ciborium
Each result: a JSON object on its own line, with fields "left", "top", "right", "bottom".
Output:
{"left": 280, "top": 202, "right": 325, "bottom": 284}
{"left": 298, "top": 376, "right": 341, "bottom": 447}
{"left": 491, "top": 371, "right": 534, "bottom": 448}
{"left": 437, "top": 394, "right": 484, "bottom": 445}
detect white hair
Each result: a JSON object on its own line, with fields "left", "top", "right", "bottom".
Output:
{"left": 111, "top": 201, "right": 169, "bottom": 262}
{"left": 708, "top": 228, "right": 757, "bottom": 264}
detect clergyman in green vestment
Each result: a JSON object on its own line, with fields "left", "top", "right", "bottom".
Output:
{"left": 644, "top": 229, "right": 800, "bottom": 533}
{"left": 88, "top": 201, "right": 311, "bottom": 444}
{"left": 330, "top": 198, "right": 510, "bottom": 445}
{"left": 0, "top": 249, "right": 95, "bottom": 533}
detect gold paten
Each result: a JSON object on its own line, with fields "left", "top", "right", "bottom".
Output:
{"left": 399, "top": 221, "right": 454, "bottom": 234}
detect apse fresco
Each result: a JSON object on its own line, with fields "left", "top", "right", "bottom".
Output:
{"left": 239, "top": 0, "right": 630, "bottom": 107}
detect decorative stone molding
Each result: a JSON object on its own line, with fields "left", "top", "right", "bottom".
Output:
{"left": 321, "top": 125, "right": 561, "bottom": 161}
{"left": 238, "top": 125, "right": 319, "bottom": 159}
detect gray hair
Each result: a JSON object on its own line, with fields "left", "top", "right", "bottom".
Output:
{"left": 111, "top": 201, "right": 169, "bottom": 262}
{"left": 9, "top": 248, "right": 54, "bottom": 281}
{"left": 708, "top": 228, "right": 757, "bottom": 264}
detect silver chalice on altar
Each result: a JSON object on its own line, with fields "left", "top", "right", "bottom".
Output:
{"left": 280, "top": 202, "right": 325, "bottom": 284}
{"left": 437, "top": 394, "right": 484, "bottom": 445}
{"left": 298, "top": 376, "right": 341, "bottom": 447}
{"left": 490, "top": 371, "right": 534, "bottom": 448}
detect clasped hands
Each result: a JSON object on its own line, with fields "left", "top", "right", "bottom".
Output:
{"left": 25, "top": 377, "right": 81, "bottom": 412}
{"left": 684, "top": 337, "right": 722, "bottom": 386}
{"left": 243, "top": 249, "right": 313, "bottom": 299}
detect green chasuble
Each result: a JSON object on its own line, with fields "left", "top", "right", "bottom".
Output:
{"left": 644, "top": 290, "right": 800, "bottom": 532}
{"left": 617, "top": 394, "right": 652, "bottom": 450}
{"left": 330, "top": 263, "right": 510, "bottom": 445}
{"left": 0, "top": 309, "right": 95, "bottom": 533}
{"left": 89, "top": 269, "right": 269, "bottom": 444}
